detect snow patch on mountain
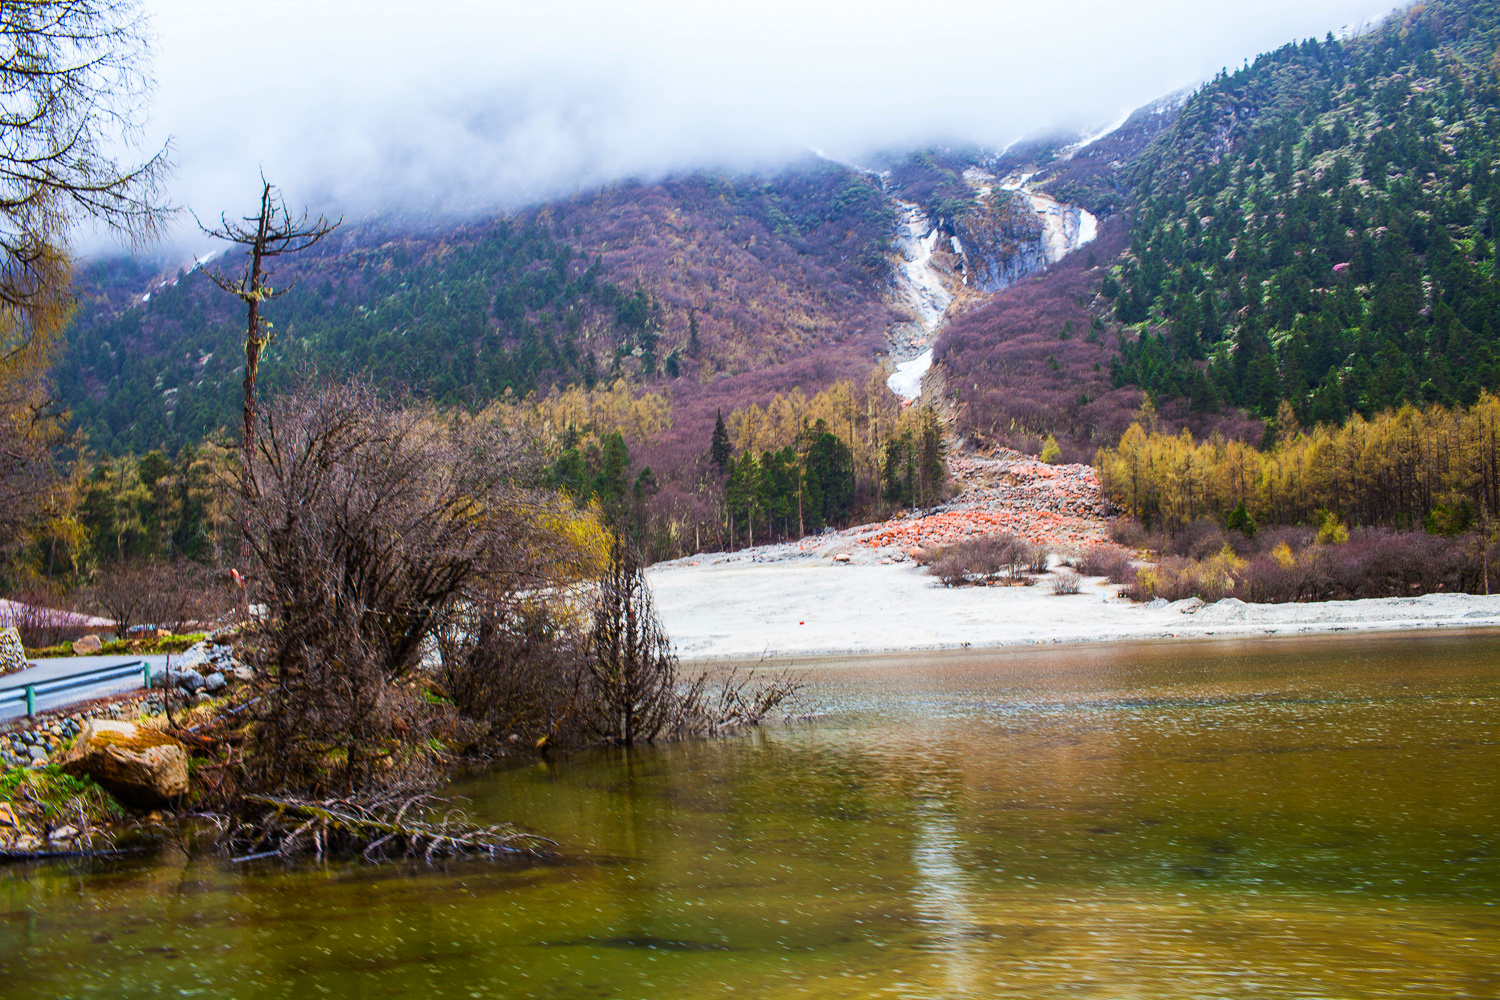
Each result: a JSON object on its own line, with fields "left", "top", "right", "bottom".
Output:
{"left": 1064, "top": 109, "right": 1134, "bottom": 156}
{"left": 888, "top": 350, "right": 933, "bottom": 401}
{"left": 997, "top": 174, "right": 1098, "bottom": 265}
{"left": 882, "top": 167, "right": 1096, "bottom": 403}
{"left": 893, "top": 201, "right": 953, "bottom": 332}
{"left": 885, "top": 200, "right": 952, "bottom": 403}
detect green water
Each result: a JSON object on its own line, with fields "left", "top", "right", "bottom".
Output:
{"left": 3, "top": 632, "right": 1499, "bottom": 998}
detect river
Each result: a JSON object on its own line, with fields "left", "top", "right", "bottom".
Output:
{"left": 3, "top": 632, "right": 1498, "bottom": 998}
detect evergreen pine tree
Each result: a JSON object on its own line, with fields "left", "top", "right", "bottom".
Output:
{"left": 710, "top": 410, "right": 732, "bottom": 473}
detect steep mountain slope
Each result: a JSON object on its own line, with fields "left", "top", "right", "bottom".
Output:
{"left": 59, "top": 140, "right": 1126, "bottom": 489}
{"left": 905, "top": 98, "right": 1193, "bottom": 457}
{"left": 1110, "top": 0, "right": 1500, "bottom": 423}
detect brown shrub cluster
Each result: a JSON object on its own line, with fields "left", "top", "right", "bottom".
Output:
{"left": 920, "top": 533, "right": 1040, "bottom": 588}
{"left": 1120, "top": 520, "right": 1499, "bottom": 604}
{"left": 200, "top": 381, "right": 802, "bottom": 857}
{"left": 1076, "top": 546, "right": 1136, "bottom": 584}
{"left": 79, "top": 561, "right": 237, "bottom": 640}
{"left": 230, "top": 380, "right": 597, "bottom": 798}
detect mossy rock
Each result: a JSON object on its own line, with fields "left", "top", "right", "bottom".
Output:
{"left": 53, "top": 720, "right": 188, "bottom": 810}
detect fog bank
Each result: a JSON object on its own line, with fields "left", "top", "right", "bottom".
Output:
{"left": 127, "top": 0, "right": 1389, "bottom": 253}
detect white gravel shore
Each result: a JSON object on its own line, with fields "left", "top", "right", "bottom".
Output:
{"left": 650, "top": 553, "right": 1500, "bottom": 661}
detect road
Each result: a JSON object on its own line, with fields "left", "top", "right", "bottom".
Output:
{"left": 0, "top": 655, "right": 171, "bottom": 722}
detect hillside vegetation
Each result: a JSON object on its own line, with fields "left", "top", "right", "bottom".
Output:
{"left": 1112, "top": 0, "right": 1500, "bottom": 424}
{"left": 60, "top": 162, "right": 896, "bottom": 457}
{"left": 46, "top": 0, "right": 1500, "bottom": 584}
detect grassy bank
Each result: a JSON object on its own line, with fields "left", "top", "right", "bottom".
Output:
{"left": 0, "top": 765, "right": 121, "bottom": 854}
{"left": 24, "top": 633, "right": 208, "bottom": 659}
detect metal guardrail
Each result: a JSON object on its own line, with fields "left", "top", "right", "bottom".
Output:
{"left": 0, "top": 660, "right": 150, "bottom": 717}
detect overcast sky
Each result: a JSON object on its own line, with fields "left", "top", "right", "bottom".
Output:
{"left": 130, "top": 0, "right": 1391, "bottom": 254}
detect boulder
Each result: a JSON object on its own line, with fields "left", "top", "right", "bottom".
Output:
{"left": 174, "top": 643, "right": 210, "bottom": 671}
{"left": 72, "top": 634, "right": 103, "bottom": 655}
{"left": 0, "top": 627, "right": 25, "bottom": 675}
{"left": 203, "top": 671, "right": 227, "bottom": 694}
{"left": 54, "top": 720, "right": 189, "bottom": 809}
{"left": 169, "top": 669, "right": 204, "bottom": 692}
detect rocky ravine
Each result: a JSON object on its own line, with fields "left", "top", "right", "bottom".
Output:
{"left": 882, "top": 171, "right": 1099, "bottom": 404}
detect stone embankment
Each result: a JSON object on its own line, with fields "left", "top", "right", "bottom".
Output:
{"left": 0, "top": 639, "right": 246, "bottom": 770}
{"left": 0, "top": 627, "right": 25, "bottom": 675}
{"left": 1, "top": 697, "right": 167, "bottom": 770}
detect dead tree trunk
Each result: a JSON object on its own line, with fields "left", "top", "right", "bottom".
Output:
{"left": 198, "top": 177, "right": 339, "bottom": 552}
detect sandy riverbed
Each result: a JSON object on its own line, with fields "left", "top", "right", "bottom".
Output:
{"left": 650, "top": 551, "right": 1500, "bottom": 661}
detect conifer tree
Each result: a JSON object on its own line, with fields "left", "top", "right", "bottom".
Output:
{"left": 710, "top": 410, "right": 732, "bottom": 473}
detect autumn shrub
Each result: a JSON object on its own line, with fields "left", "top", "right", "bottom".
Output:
{"left": 1233, "top": 552, "right": 1315, "bottom": 603}
{"left": 924, "top": 533, "right": 1030, "bottom": 587}
{"left": 1316, "top": 512, "right": 1350, "bottom": 546}
{"left": 1025, "top": 546, "right": 1051, "bottom": 575}
{"left": 1077, "top": 546, "right": 1135, "bottom": 584}
{"left": 1052, "top": 570, "right": 1082, "bottom": 595}
{"left": 1164, "top": 519, "right": 1233, "bottom": 560}
{"left": 928, "top": 554, "right": 972, "bottom": 588}
{"left": 1126, "top": 548, "right": 1239, "bottom": 603}
{"left": 1109, "top": 518, "right": 1151, "bottom": 549}
{"left": 1126, "top": 526, "right": 1496, "bottom": 604}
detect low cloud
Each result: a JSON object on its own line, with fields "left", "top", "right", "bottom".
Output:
{"left": 124, "top": 0, "right": 1388, "bottom": 255}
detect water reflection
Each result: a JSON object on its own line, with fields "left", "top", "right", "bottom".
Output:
{"left": 911, "top": 791, "right": 973, "bottom": 995}
{"left": 2, "top": 632, "right": 1499, "bottom": 999}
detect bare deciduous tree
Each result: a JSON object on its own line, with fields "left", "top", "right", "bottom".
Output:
{"left": 0, "top": 0, "right": 171, "bottom": 574}
{"left": 80, "top": 560, "right": 233, "bottom": 639}
{"left": 1, "top": 0, "right": 171, "bottom": 318}
{"left": 235, "top": 380, "right": 588, "bottom": 797}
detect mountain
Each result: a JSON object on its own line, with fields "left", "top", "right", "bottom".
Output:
{"left": 61, "top": 0, "right": 1500, "bottom": 515}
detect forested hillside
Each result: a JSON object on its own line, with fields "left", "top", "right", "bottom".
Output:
{"left": 1110, "top": 0, "right": 1500, "bottom": 424}
{"left": 60, "top": 160, "right": 897, "bottom": 456}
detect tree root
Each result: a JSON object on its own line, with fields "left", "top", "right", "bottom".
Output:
{"left": 226, "top": 793, "right": 554, "bottom": 862}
